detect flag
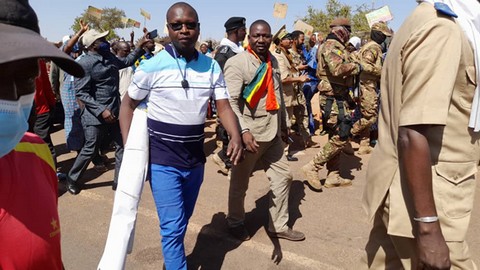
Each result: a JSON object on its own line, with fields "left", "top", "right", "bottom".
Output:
{"left": 293, "top": 20, "right": 314, "bottom": 37}
{"left": 87, "top": 6, "right": 103, "bottom": 19}
{"left": 365, "top": 6, "right": 393, "bottom": 27}
{"left": 127, "top": 18, "right": 141, "bottom": 28}
{"left": 121, "top": 17, "right": 129, "bottom": 25}
{"left": 140, "top": 8, "right": 151, "bottom": 20}
{"left": 273, "top": 3, "right": 288, "bottom": 19}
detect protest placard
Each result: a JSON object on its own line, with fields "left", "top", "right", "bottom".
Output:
{"left": 365, "top": 6, "right": 393, "bottom": 27}
{"left": 273, "top": 3, "right": 288, "bottom": 19}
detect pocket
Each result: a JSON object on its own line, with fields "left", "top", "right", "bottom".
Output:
{"left": 433, "top": 162, "right": 477, "bottom": 219}
{"left": 466, "top": 66, "right": 477, "bottom": 86}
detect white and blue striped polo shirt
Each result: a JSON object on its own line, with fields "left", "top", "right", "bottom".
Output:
{"left": 128, "top": 44, "right": 229, "bottom": 168}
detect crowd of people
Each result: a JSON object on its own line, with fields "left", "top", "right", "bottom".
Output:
{"left": 1, "top": 0, "right": 480, "bottom": 269}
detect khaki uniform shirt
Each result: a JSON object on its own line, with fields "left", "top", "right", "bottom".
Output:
{"left": 271, "top": 48, "right": 296, "bottom": 107}
{"left": 363, "top": 2, "right": 480, "bottom": 241}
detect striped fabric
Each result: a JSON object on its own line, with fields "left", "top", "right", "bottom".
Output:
{"left": 243, "top": 45, "right": 279, "bottom": 111}
{"left": 128, "top": 44, "right": 229, "bottom": 168}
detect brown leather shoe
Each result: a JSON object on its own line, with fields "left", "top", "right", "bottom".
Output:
{"left": 268, "top": 228, "right": 305, "bottom": 241}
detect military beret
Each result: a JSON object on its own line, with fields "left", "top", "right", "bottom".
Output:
{"left": 330, "top": 17, "right": 351, "bottom": 28}
{"left": 371, "top": 21, "right": 393, "bottom": 36}
{"left": 224, "top": 16, "right": 246, "bottom": 32}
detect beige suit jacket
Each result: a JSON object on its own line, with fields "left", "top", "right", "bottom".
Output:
{"left": 224, "top": 51, "right": 287, "bottom": 142}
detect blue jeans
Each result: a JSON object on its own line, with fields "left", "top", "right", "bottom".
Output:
{"left": 303, "top": 81, "right": 319, "bottom": 135}
{"left": 150, "top": 164, "right": 205, "bottom": 270}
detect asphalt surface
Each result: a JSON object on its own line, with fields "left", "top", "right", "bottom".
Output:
{"left": 53, "top": 117, "right": 480, "bottom": 270}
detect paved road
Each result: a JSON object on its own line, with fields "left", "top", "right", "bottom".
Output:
{"left": 53, "top": 120, "right": 480, "bottom": 270}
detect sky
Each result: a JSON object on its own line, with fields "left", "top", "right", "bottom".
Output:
{"left": 30, "top": 0, "right": 417, "bottom": 43}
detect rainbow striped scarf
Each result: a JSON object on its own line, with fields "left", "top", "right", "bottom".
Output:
{"left": 243, "top": 45, "right": 279, "bottom": 111}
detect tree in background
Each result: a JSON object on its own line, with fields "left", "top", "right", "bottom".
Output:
{"left": 302, "top": 0, "right": 372, "bottom": 39}
{"left": 71, "top": 7, "right": 127, "bottom": 40}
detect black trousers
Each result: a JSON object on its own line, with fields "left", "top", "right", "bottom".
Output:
{"left": 34, "top": 111, "right": 57, "bottom": 168}
{"left": 67, "top": 120, "right": 124, "bottom": 184}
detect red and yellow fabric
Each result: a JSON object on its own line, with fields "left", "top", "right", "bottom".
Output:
{"left": 243, "top": 45, "right": 279, "bottom": 111}
{"left": 0, "top": 132, "right": 61, "bottom": 270}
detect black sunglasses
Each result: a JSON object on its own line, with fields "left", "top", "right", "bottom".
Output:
{"left": 167, "top": 22, "right": 199, "bottom": 31}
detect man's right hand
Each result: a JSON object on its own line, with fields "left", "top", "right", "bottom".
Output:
{"left": 136, "top": 28, "right": 151, "bottom": 49}
{"left": 101, "top": 109, "right": 116, "bottom": 123}
{"left": 242, "top": 131, "right": 259, "bottom": 153}
{"left": 416, "top": 222, "right": 451, "bottom": 270}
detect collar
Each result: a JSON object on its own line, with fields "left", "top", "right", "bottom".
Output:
{"left": 166, "top": 43, "right": 199, "bottom": 62}
{"left": 219, "top": 38, "right": 244, "bottom": 54}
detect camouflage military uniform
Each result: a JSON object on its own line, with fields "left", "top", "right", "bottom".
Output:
{"left": 350, "top": 40, "right": 383, "bottom": 137}
{"left": 309, "top": 38, "right": 360, "bottom": 183}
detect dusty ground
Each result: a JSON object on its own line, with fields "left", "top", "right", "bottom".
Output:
{"left": 53, "top": 118, "right": 480, "bottom": 270}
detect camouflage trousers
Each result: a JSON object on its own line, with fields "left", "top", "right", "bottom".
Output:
{"left": 312, "top": 134, "right": 349, "bottom": 172}
{"left": 351, "top": 79, "right": 378, "bottom": 137}
{"left": 313, "top": 92, "right": 352, "bottom": 172}
{"left": 287, "top": 86, "right": 310, "bottom": 140}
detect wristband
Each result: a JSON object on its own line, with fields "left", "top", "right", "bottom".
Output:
{"left": 413, "top": 216, "right": 439, "bottom": 223}
{"left": 241, "top": 128, "right": 250, "bottom": 134}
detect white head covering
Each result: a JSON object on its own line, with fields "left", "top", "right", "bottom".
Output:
{"left": 419, "top": 0, "right": 480, "bottom": 131}
{"left": 348, "top": 36, "right": 361, "bottom": 50}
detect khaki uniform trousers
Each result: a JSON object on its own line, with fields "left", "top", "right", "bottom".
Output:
{"left": 362, "top": 195, "right": 478, "bottom": 270}
{"left": 227, "top": 136, "right": 293, "bottom": 233}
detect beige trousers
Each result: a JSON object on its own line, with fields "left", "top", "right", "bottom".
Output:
{"left": 227, "top": 136, "right": 293, "bottom": 233}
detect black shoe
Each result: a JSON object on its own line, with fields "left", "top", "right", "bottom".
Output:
{"left": 229, "top": 225, "right": 251, "bottom": 241}
{"left": 112, "top": 181, "right": 118, "bottom": 191}
{"left": 286, "top": 155, "right": 298, "bottom": 162}
{"left": 66, "top": 178, "right": 81, "bottom": 195}
{"left": 268, "top": 228, "right": 305, "bottom": 241}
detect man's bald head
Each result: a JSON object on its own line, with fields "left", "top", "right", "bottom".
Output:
{"left": 166, "top": 2, "right": 198, "bottom": 22}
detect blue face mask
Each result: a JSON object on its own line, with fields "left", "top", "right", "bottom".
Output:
{"left": 0, "top": 93, "right": 34, "bottom": 158}
{"left": 98, "top": 41, "right": 111, "bottom": 53}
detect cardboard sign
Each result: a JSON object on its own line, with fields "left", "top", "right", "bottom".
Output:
{"left": 294, "top": 20, "right": 314, "bottom": 37}
{"left": 365, "top": 6, "right": 393, "bottom": 27}
{"left": 273, "top": 3, "right": 288, "bottom": 19}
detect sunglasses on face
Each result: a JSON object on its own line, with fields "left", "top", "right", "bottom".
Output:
{"left": 167, "top": 22, "right": 199, "bottom": 31}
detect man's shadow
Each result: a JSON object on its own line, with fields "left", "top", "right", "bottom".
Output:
{"left": 339, "top": 152, "right": 363, "bottom": 181}
{"left": 187, "top": 180, "right": 306, "bottom": 269}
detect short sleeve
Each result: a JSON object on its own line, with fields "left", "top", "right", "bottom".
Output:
{"left": 128, "top": 68, "right": 151, "bottom": 101}
{"left": 399, "top": 18, "right": 462, "bottom": 126}
{"left": 211, "top": 62, "right": 230, "bottom": 100}
{"left": 276, "top": 53, "right": 290, "bottom": 80}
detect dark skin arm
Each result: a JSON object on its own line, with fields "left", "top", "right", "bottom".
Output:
{"left": 397, "top": 125, "right": 450, "bottom": 270}
{"left": 64, "top": 19, "right": 88, "bottom": 55}
{"left": 119, "top": 94, "right": 141, "bottom": 144}
{"left": 215, "top": 99, "right": 243, "bottom": 165}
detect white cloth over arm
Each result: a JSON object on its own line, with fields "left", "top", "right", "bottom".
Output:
{"left": 97, "top": 104, "right": 148, "bottom": 270}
